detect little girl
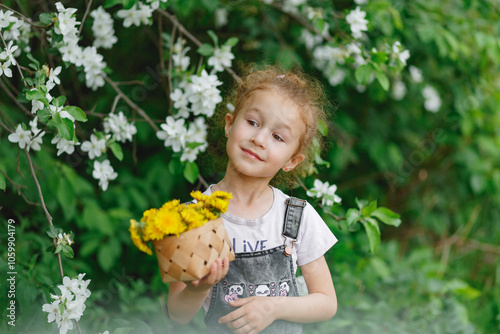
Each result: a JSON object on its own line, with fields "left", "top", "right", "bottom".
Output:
{"left": 167, "top": 67, "right": 338, "bottom": 333}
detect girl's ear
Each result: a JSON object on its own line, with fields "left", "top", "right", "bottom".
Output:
{"left": 224, "top": 113, "right": 234, "bottom": 137}
{"left": 282, "top": 153, "right": 305, "bottom": 172}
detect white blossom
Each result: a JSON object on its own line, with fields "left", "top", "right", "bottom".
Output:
{"left": 301, "top": 29, "right": 323, "bottom": 50}
{"left": 392, "top": 41, "right": 410, "bottom": 66}
{"left": 8, "top": 124, "right": 31, "bottom": 150}
{"left": 392, "top": 80, "right": 407, "bottom": 100}
{"left": 92, "top": 159, "right": 118, "bottom": 191}
{"left": 181, "top": 117, "right": 208, "bottom": 162}
{"left": 0, "top": 40, "right": 18, "bottom": 65}
{"left": 170, "top": 88, "right": 189, "bottom": 117}
{"left": 409, "top": 65, "right": 423, "bottom": 82}
{"left": 354, "top": 0, "right": 368, "bottom": 4}
{"left": 184, "top": 70, "right": 222, "bottom": 117}
{"left": 0, "top": 10, "right": 17, "bottom": 29}
{"left": 156, "top": 116, "right": 187, "bottom": 152}
{"left": 215, "top": 8, "right": 228, "bottom": 28}
{"left": 328, "top": 68, "right": 347, "bottom": 86}
{"left": 346, "top": 6, "right": 368, "bottom": 39}
{"left": 49, "top": 104, "right": 75, "bottom": 123}
{"left": 81, "top": 134, "right": 106, "bottom": 159}
{"left": 90, "top": 6, "right": 117, "bottom": 49}
{"left": 103, "top": 111, "right": 137, "bottom": 143}
{"left": 146, "top": 0, "right": 168, "bottom": 10}
{"left": 282, "top": 0, "right": 306, "bottom": 14}
{"left": 51, "top": 134, "right": 79, "bottom": 156}
{"left": 307, "top": 179, "right": 342, "bottom": 207}
{"left": 0, "top": 60, "right": 12, "bottom": 77}
{"left": 59, "top": 41, "right": 82, "bottom": 64}
{"left": 422, "top": 85, "right": 441, "bottom": 112}
{"left": 207, "top": 45, "right": 235, "bottom": 72}
{"left": 117, "top": 2, "right": 153, "bottom": 28}
{"left": 48, "top": 66, "right": 62, "bottom": 85}
{"left": 172, "top": 38, "right": 191, "bottom": 71}
{"left": 42, "top": 300, "right": 61, "bottom": 324}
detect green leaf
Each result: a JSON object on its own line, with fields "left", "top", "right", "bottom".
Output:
{"left": 361, "top": 200, "right": 377, "bottom": 217}
{"left": 317, "top": 119, "right": 328, "bottom": 136}
{"left": 17, "top": 91, "right": 29, "bottom": 103}
{"left": 46, "top": 226, "right": 59, "bottom": 239}
{"left": 224, "top": 37, "right": 239, "bottom": 48}
{"left": 168, "top": 158, "right": 183, "bottom": 175}
{"left": 0, "top": 173, "right": 5, "bottom": 191}
{"left": 25, "top": 89, "right": 45, "bottom": 101}
{"left": 313, "top": 18, "right": 325, "bottom": 34}
{"left": 197, "top": 43, "right": 214, "bottom": 56}
{"left": 53, "top": 112, "right": 75, "bottom": 141}
{"left": 54, "top": 244, "right": 63, "bottom": 254}
{"left": 362, "top": 218, "right": 381, "bottom": 253}
{"left": 79, "top": 237, "right": 101, "bottom": 258}
{"left": 183, "top": 161, "right": 199, "bottom": 184}
{"left": 97, "top": 238, "right": 121, "bottom": 272}
{"left": 207, "top": 30, "right": 219, "bottom": 46}
{"left": 346, "top": 208, "right": 361, "bottom": 227}
{"left": 374, "top": 70, "right": 390, "bottom": 91}
{"left": 53, "top": 96, "right": 66, "bottom": 108}
{"left": 62, "top": 106, "right": 87, "bottom": 122}
{"left": 113, "top": 328, "right": 134, "bottom": 334}
{"left": 355, "top": 64, "right": 373, "bottom": 85}
{"left": 109, "top": 142, "right": 124, "bottom": 161}
{"left": 371, "top": 207, "right": 401, "bottom": 227}
{"left": 57, "top": 178, "right": 76, "bottom": 220}
{"left": 355, "top": 198, "right": 369, "bottom": 211}
{"left": 81, "top": 202, "right": 114, "bottom": 235}
{"left": 61, "top": 244, "right": 74, "bottom": 258}
{"left": 105, "top": 0, "right": 139, "bottom": 9}
{"left": 38, "top": 108, "right": 51, "bottom": 123}
{"left": 38, "top": 13, "right": 54, "bottom": 26}
{"left": 104, "top": 0, "right": 124, "bottom": 8}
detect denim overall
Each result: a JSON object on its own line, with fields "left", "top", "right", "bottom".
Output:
{"left": 205, "top": 197, "right": 306, "bottom": 334}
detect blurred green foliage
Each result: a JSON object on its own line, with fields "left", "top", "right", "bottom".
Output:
{"left": 0, "top": 0, "right": 499, "bottom": 333}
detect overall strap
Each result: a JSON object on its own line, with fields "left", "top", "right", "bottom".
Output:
{"left": 283, "top": 197, "right": 307, "bottom": 240}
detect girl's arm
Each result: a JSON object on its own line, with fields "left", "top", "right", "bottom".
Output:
{"left": 167, "top": 257, "right": 229, "bottom": 324}
{"left": 218, "top": 255, "right": 336, "bottom": 331}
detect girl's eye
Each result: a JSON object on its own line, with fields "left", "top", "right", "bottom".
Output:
{"left": 273, "top": 134, "right": 284, "bottom": 142}
{"left": 247, "top": 120, "right": 258, "bottom": 127}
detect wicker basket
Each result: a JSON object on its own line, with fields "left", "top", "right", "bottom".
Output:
{"left": 153, "top": 217, "right": 235, "bottom": 283}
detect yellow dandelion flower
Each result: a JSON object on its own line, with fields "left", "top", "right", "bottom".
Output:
{"left": 205, "top": 197, "right": 230, "bottom": 213}
{"left": 129, "top": 219, "right": 152, "bottom": 255}
{"left": 199, "top": 208, "right": 218, "bottom": 221}
{"left": 190, "top": 190, "right": 209, "bottom": 202}
{"left": 141, "top": 208, "right": 158, "bottom": 224}
{"left": 143, "top": 218, "right": 165, "bottom": 241}
{"left": 154, "top": 206, "right": 187, "bottom": 237}
{"left": 181, "top": 207, "right": 208, "bottom": 231}
{"left": 211, "top": 191, "right": 233, "bottom": 201}
{"left": 161, "top": 199, "right": 180, "bottom": 211}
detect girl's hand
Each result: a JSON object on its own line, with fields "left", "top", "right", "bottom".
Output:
{"left": 218, "top": 296, "right": 277, "bottom": 334}
{"left": 186, "top": 257, "right": 229, "bottom": 292}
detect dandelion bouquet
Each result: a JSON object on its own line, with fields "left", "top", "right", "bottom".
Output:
{"left": 129, "top": 190, "right": 235, "bottom": 282}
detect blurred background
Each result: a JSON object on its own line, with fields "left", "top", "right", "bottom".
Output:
{"left": 0, "top": 0, "right": 499, "bottom": 333}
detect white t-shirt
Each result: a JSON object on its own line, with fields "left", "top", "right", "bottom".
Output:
{"left": 201, "top": 185, "right": 337, "bottom": 311}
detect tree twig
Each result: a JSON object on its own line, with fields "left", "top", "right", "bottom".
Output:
{"left": 157, "top": 9, "right": 241, "bottom": 84}
{"left": 78, "top": 0, "right": 94, "bottom": 36}
{"left": 24, "top": 149, "right": 65, "bottom": 280}
{"left": 104, "top": 76, "right": 159, "bottom": 132}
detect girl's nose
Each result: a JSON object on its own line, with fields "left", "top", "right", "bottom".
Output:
{"left": 251, "top": 130, "right": 266, "bottom": 147}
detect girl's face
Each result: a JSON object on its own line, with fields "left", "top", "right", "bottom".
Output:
{"left": 224, "top": 88, "right": 305, "bottom": 180}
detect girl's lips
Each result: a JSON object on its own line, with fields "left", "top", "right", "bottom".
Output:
{"left": 242, "top": 148, "right": 263, "bottom": 161}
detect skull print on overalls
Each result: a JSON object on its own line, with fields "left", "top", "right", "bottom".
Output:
{"left": 205, "top": 197, "right": 306, "bottom": 334}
